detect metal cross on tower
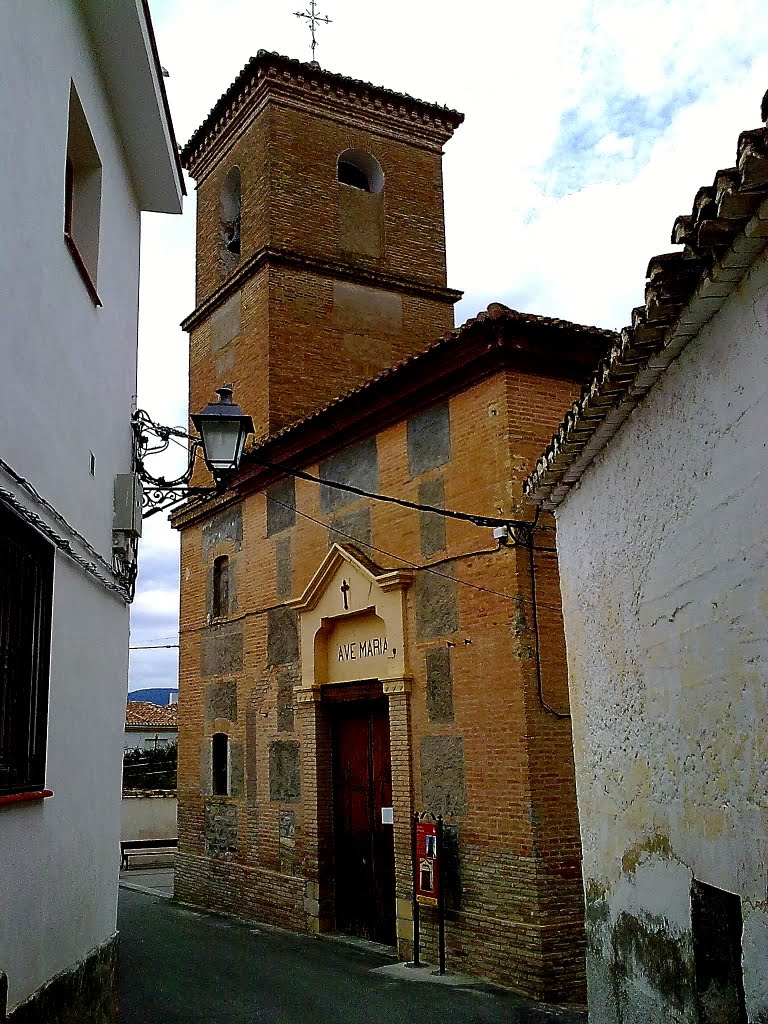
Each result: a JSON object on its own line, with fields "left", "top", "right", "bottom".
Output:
{"left": 294, "top": 1, "right": 332, "bottom": 63}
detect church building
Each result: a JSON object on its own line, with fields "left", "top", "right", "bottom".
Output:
{"left": 172, "top": 50, "right": 612, "bottom": 1000}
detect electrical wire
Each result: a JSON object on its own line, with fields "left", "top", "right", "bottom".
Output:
{"left": 130, "top": 499, "right": 571, "bottom": 721}
{"left": 267, "top": 494, "right": 518, "bottom": 602}
{"left": 129, "top": 508, "right": 520, "bottom": 653}
{"left": 0, "top": 456, "right": 130, "bottom": 601}
{"left": 129, "top": 644, "right": 179, "bottom": 650}
{"left": 271, "top": 493, "right": 569, "bottom": 718}
{"left": 255, "top": 456, "right": 527, "bottom": 530}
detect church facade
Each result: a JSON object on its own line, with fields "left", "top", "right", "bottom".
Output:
{"left": 172, "top": 51, "right": 612, "bottom": 999}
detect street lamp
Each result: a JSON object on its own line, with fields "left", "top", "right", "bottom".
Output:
{"left": 131, "top": 384, "right": 254, "bottom": 518}
{"left": 191, "top": 385, "right": 253, "bottom": 480}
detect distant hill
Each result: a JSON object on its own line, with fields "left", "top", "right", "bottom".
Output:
{"left": 127, "top": 687, "right": 178, "bottom": 707}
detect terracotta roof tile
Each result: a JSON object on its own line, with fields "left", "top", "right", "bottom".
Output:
{"left": 525, "top": 97, "right": 768, "bottom": 510}
{"left": 171, "top": 301, "right": 613, "bottom": 531}
{"left": 125, "top": 701, "right": 178, "bottom": 728}
{"left": 242, "top": 303, "right": 616, "bottom": 457}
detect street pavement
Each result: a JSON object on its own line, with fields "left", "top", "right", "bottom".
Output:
{"left": 119, "top": 864, "right": 175, "bottom": 898}
{"left": 118, "top": 886, "right": 587, "bottom": 1024}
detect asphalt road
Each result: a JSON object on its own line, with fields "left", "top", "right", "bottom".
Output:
{"left": 118, "top": 888, "right": 586, "bottom": 1024}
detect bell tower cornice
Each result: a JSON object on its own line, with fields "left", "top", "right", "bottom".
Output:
{"left": 181, "top": 243, "right": 462, "bottom": 334}
{"left": 182, "top": 50, "right": 464, "bottom": 181}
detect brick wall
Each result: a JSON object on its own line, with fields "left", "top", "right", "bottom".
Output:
{"left": 192, "top": 95, "right": 451, "bottom": 302}
{"left": 175, "top": 368, "right": 588, "bottom": 1000}
{"left": 185, "top": 85, "right": 459, "bottom": 443}
{"left": 177, "top": 57, "right": 589, "bottom": 1000}
{"left": 188, "top": 265, "right": 456, "bottom": 448}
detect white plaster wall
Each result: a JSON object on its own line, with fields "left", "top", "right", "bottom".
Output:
{"left": 0, "top": 561, "right": 128, "bottom": 1008}
{"left": 556, "top": 255, "right": 768, "bottom": 1023}
{"left": 124, "top": 729, "right": 179, "bottom": 752}
{"left": 121, "top": 795, "right": 178, "bottom": 841}
{"left": 0, "top": 1, "right": 147, "bottom": 1010}
{"left": 0, "top": 0, "right": 140, "bottom": 554}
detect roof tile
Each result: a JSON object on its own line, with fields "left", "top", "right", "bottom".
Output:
{"left": 125, "top": 701, "right": 178, "bottom": 728}
{"left": 525, "top": 99, "right": 768, "bottom": 509}
{"left": 241, "top": 303, "right": 617, "bottom": 460}
{"left": 182, "top": 50, "right": 464, "bottom": 169}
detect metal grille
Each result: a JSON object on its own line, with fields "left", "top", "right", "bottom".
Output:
{"left": 0, "top": 500, "right": 54, "bottom": 794}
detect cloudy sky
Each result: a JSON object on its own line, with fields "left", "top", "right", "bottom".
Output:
{"left": 129, "top": 0, "right": 768, "bottom": 693}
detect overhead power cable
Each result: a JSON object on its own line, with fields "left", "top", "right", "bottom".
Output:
{"left": 266, "top": 494, "right": 519, "bottom": 602}
{"left": 129, "top": 644, "right": 180, "bottom": 650}
{"left": 253, "top": 456, "right": 535, "bottom": 532}
{"left": 270, "top": 495, "right": 565, "bottom": 720}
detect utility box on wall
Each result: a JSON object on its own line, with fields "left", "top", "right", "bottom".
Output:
{"left": 114, "top": 473, "right": 143, "bottom": 537}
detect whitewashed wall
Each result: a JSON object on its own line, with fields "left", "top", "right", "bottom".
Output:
{"left": 0, "top": 1, "right": 180, "bottom": 1012}
{"left": 124, "top": 729, "right": 179, "bottom": 752}
{"left": 555, "top": 255, "right": 768, "bottom": 1023}
{"left": 121, "top": 795, "right": 178, "bottom": 842}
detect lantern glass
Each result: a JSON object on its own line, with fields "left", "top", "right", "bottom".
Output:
{"left": 198, "top": 419, "right": 243, "bottom": 473}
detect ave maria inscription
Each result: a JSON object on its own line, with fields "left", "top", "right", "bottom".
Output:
{"left": 338, "top": 636, "right": 388, "bottom": 662}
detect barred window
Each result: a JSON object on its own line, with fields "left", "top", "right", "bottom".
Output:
{"left": 0, "top": 501, "right": 54, "bottom": 796}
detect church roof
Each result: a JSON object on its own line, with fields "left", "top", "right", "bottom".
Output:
{"left": 181, "top": 50, "right": 464, "bottom": 170}
{"left": 524, "top": 100, "right": 768, "bottom": 510}
{"left": 226, "top": 303, "right": 615, "bottom": 497}
{"left": 126, "top": 701, "right": 178, "bottom": 729}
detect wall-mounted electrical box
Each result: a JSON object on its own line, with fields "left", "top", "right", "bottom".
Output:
{"left": 113, "top": 473, "right": 143, "bottom": 538}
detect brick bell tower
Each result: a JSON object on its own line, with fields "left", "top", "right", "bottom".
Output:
{"left": 180, "top": 51, "right": 463, "bottom": 443}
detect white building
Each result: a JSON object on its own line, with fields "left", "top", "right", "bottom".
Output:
{"left": 525, "top": 99, "right": 768, "bottom": 1022}
{"left": 125, "top": 701, "right": 179, "bottom": 752}
{"left": 0, "top": 1, "right": 183, "bottom": 1018}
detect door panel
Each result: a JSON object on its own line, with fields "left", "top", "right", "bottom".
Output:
{"left": 332, "top": 699, "right": 396, "bottom": 945}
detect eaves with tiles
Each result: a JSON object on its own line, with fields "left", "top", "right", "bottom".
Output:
{"left": 125, "top": 701, "right": 178, "bottom": 729}
{"left": 524, "top": 96, "right": 768, "bottom": 511}
{"left": 171, "top": 304, "right": 615, "bottom": 531}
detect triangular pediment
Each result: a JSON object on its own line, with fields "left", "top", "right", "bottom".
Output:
{"left": 288, "top": 542, "right": 413, "bottom": 615}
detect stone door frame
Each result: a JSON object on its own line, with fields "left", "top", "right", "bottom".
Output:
{"left": 288, "top": 544, "right": 416, "bottom": 953}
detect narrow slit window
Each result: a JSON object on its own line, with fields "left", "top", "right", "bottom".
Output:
{"left": 220, "top": 166, "right": 241, "bottom": 262}
{"left": 212, "top": 555, "right": 229, "bottom": 618}
{"left": 212, "top": 733, "right": 229, "bottom": 796}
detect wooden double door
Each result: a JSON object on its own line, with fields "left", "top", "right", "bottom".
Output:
{"left": 331, "top": 697, "right": 396, "bottom": 945}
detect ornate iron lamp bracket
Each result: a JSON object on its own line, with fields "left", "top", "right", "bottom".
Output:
{"left": 132, "top": 409, "right": 218, "bottom": 518}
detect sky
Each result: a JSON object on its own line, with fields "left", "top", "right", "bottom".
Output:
{"left": 129, "top": 0, "right": 768, "bottom": 693}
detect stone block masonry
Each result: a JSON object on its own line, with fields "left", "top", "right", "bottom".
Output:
{"left": 5, "top": 937, "right": 117, "bottom": 1023}
{"left": 174, "top": 367, "right": 592, "bottom": 1000}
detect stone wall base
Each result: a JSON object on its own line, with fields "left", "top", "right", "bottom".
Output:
{"left": 5, "top": 935, "right": 117, "bottom": 1023}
